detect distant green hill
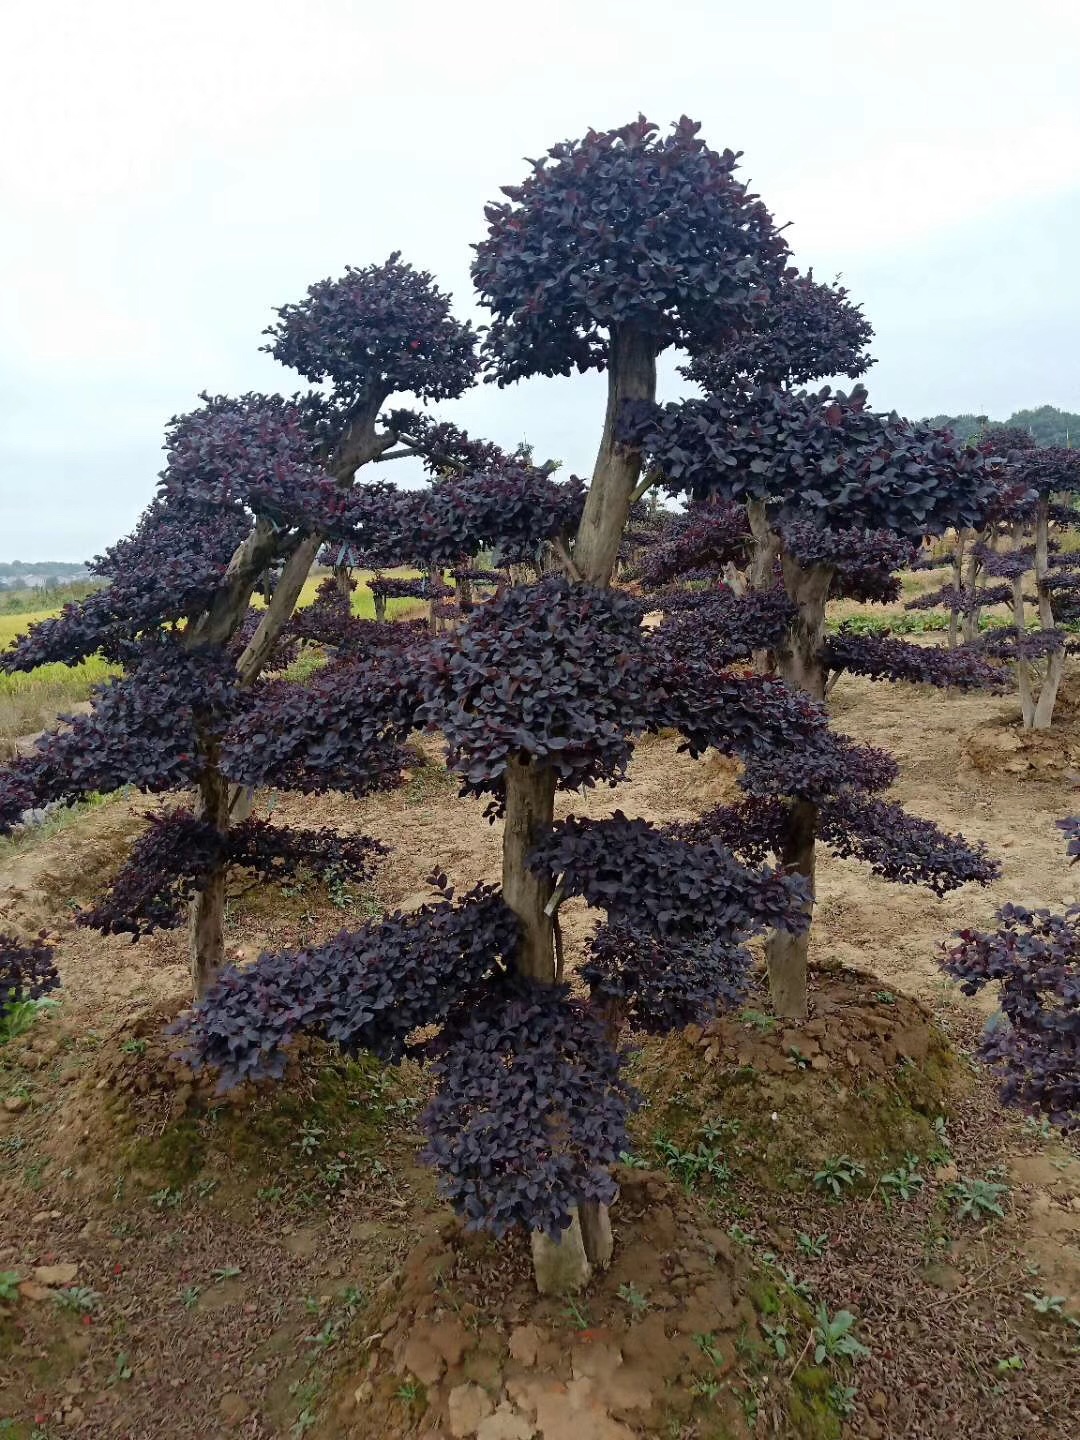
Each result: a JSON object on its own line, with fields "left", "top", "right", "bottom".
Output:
{"left": 926, "top": 404, "right": 1079, "bottom": 446}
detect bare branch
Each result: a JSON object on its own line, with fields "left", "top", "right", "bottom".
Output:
{"left": 630, "top": 470, "right": 660, "bottom": 506}
{"left": 551, "top": 537, "right": 583, "bottom": 583}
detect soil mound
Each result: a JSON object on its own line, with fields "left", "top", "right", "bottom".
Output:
{"left": 326, "top": 1170, "right": 765, "bottom": 1440}
{"left": 964, "top": 679, "right": 1080, "bottom": 784}
{"left": 631, "top": 968, "right": 960, "bottom": 1187}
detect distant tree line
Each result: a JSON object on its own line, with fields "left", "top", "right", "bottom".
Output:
{"left": 927, "top": 405, "right": 1080, "bottom": 447}
{"left": 0, "top": 561, "right": 90, "bottom": 577}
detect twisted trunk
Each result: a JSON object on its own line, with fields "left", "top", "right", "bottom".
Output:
{"left": 237, "top": 534, "right": 322, "bottom": 683}
{"left": 765, "top": 556, "right": 833, "bottom": 1021}
{"left": 747, "top": 501, "right": 780, "bottom": 673}
{"left": 765, "top": 800, "right": 817, "bottom": 1021}
{"left": 503, "top": 758, "right": 593, "bottom": 1291}
{"left": 1030, "top": 497, "right": 1064, "bottom": 730}
{"left": 747, "top": 500, "right": 779, "bottom": 592}
{"left": 956, "top": 529, "right": 973, "bottom": 653}
{"left": 512, "top": 328, "right": 657, "bottom": 1292}
{"left": 1012, "top": 575, "right": 1036, "bottom": 728}
{"left": 572, "top": 326, "right": 657, "bottom": 587}
{"left": 186, "top": 395, "right": 393, "bottom": 1000}
{"left": 502, "top": 758, "right": 557, "bottom": 984}
{"left": 188, "top": 742, "right": 231, "bottom": 999}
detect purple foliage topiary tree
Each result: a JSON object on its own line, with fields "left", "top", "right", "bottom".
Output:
{"left": 0, "top": 256, "right": 481, "bottom": 996}
{"left": 625, "top": 370, "right": 1004, "bottom": 1019}
{"left": 179, "top": 118, "right": 838, "bottom": 1292}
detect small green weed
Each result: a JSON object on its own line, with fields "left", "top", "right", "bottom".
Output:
{"left": 617, "top": 1282, "right": 649, "bottom": 1314}
{"left": 828, "top": 1383, "right": 858, "bottom": 1416}
{"left": 813, "top": 1155, "right": 866, "bottom": 1199}
{"left": 797, "top": 1232, "right": 829, "bottom": 1259}
{"left": 761, "top": 1320, "right": 789, "bottom": 1359}
{"left": 812, "top": 1304, "right": 870, "bottom": 1364}
{"left": 293, "top": 1121, "right": 327, "bottom": 1157}
{"left": 1023, "top": 1116, "right": 1054, "bottom": 1141}
{"left": 617, "top": 1149, "right": 651, "bottom": 1169}
{"left": 692, "top": 1377, "right": 723, "bottom": 1402}
{"left": 655, "top": 1136, "right": 730, "bottom": 1191}
{"left": 881, "top": 1156, "right": 924, "bottom": 1204}
{"left": 1025, "top": 1291, "right": 1066, "bottom": 1316}
{"left": 111, "top": 1351, "right": 133, "bottom": 1384}
{"left": 150, "top": 1187, "right": 182, "bottom": 1211}
{"left": 0, "top": 997, "right": 57, "bottom": 1046}
{"left": 947, "top": 1177, "right": 1007, "bottom": 1221}
{"left": 53, "top": 1286, "right": 101, "bottom": 1314}
{"left": 693, "top": 1332, "right": 723, "bottom": 1366}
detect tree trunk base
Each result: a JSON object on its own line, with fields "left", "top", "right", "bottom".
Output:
{"left": 531, "top": 1210, "right": 591, "bottom": 1295}
{"left": 766, "top": 931, "right": 809, "bottom": 1022}
{"left": 502, "top": 760, "right": 557, "bottom": 982}
{"left": 189, "top": 867, "right": 227, "bottom": 1001}
{"left": 579, "top": 1201, "right": 614, "bottom": 1269}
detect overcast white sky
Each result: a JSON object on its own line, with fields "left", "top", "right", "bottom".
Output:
{"left": 1, "top": 0, "right": 1078, "bottom": 560}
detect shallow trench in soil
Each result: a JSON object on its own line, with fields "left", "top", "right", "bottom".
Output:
{"left": 0, "top": 672, "right": 1078, "bottom": 1440}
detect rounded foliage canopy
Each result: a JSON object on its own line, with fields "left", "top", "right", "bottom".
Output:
{"left": 264, "top": 253, "right": 479, "bottom": 403}
{"left": 682, "top": 269, "right": 874, "bottom": 392}
{"left": 473, "top": 115, "right": 790, "bottom": 383}
{"left": 625, "top": 383, "right": 997, "bottom": 540}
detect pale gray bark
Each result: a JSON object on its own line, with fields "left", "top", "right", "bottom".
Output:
{"left": 764, "top": 557, "right": 834, "bottom": 1021}
{"left": 572, "top": 326, "right": 657, "bottom": 586}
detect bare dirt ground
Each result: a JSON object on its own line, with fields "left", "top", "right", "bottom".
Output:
{"left": 1, "top": 671, "right": 1078, "bottom": 1439}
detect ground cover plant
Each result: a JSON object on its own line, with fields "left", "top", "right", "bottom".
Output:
{"left": 942, "top": 817, "right": 1079, "bottom": 1132}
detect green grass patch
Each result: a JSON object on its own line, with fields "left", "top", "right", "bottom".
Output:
{"left": 255, "top": 568, "right": 425, "bottom": 623}
{"left": 0, "top": 569, "right": 425, "bottom": 742}
{"left": 119, "top": 1051, "right": 429, "bottom": 1201}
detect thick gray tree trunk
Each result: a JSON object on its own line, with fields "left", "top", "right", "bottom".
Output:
{"left": 572, "top": 326, "right": 657, "bottom": 588}
{"left": 502, "top": 758, "right": 557, "bottom": 984}
{"left": 1012, "top": 575, "right": 1037, "bottom": 728}
{"left": 747, "top": 500, "right": 779, "bottom": 592}
{"left": 507, "top": 327, "right": 658, "bottom": 1292}
{"left": 746, "top": 501, "right": 780, "bottom": 673}
{"left": 948, "top": 530, "right": 967, "bottom": 650}
{"left": 188, "top": 742, "right": 231, "bottom": 999}
{"left": 765, "top": 556, "right": 833, "bottom": 1022}
{"left": 237, "top": 534, "right": 322, "bottom": 683}
{"left": 502, "top": 758, "right": 592, "bottom": 1290}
